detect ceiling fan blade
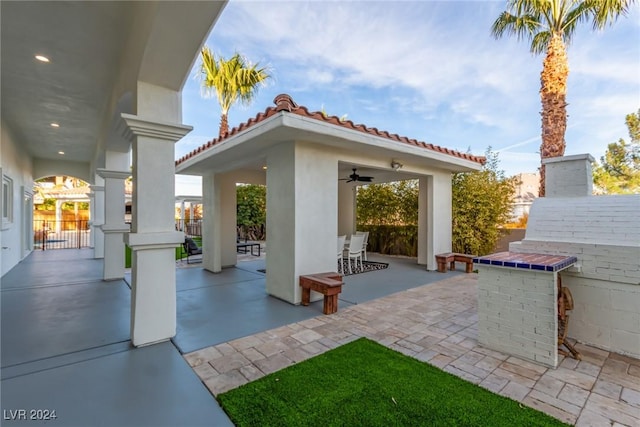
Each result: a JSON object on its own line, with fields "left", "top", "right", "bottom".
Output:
{"left": 340, "top": 168, "right": 374, "bottom": 183}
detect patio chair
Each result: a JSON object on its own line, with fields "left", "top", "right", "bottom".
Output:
{"left": 356, "top": 231, "right": 370, "bottom": 261}
{"left": 183, "top": 237, "right": 203, "bottom": 264}
{"left": 346, "top": 234, "right": 365, "bottom": 274}
{"left": 337, "top": 235, "right": 346, "bottom": 274}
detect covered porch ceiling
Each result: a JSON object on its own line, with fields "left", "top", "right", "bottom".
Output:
{"left": 1, "top": 1, "right": 132, "bottom": 164}
{"left": 1, "top": 1, "right": 227, "bottom": 176}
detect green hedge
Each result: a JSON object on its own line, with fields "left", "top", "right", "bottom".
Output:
{"left": 357, "top": 224, "right": 417, "bottom": 257}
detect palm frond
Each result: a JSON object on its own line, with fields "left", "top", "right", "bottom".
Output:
{"left": 199, "top": 48, "right": 272, "bottom": 116}
{"left": 531, "top": 31, "right": 552, "bottom": 54}
{"left": 561, "top": 1, "right": 594, "bottom": 44}
{"left": 492, "top": 1, "right": 554, "bottom": 53}
{"left": 491, "top": 11, "right": 542, "bottom": 42}
{"left": 587, "top": 0, "right": 633, "bottom": 30}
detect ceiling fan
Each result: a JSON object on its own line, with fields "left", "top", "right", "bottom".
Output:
{"left": 340, "top": 168, "right": 374, "bottom": 183}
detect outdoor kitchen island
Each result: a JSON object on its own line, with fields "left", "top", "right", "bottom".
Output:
{"left": 474, "top": 252, "right": 577, "bottom": 368}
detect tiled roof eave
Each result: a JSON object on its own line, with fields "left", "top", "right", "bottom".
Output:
{"left": 175, "top": 94, "right": 486, "bottom": 168}
{"left": 279, "top": 113, "right": 484, "bottom": 169}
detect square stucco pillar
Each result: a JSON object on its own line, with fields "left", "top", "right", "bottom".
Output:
{"left": 337, "top": 182, "right": 356, "bottom": 236}
{"left": 121, "top": 114, "right": 192, "bottom": 347}
{"left": 417, "top": 176, "right": 428, "bottom": 266}
{"left": 266, "top": 142, "right": 338, "bottom": 304}
{"left": 422, "top": 173, "right": 452, "bottom": 270}
{"left": 202, "top": 172, "right": 237, "bottom": 272}
{"left": 96, "top": 168, "right": 130, "bottom": 280}
{"left": 89, "top": 181, "right": 105, "bottom": 258}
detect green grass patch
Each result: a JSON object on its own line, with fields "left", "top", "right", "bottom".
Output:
{"left": 218, "top": 338, "right": 567, "bottom": 427}
{"left": 124, "top": 236, "right": 201, "bottom": 268}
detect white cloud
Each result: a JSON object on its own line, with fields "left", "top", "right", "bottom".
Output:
{"left": 175, "top": 175, "right": 202, "bottom": 197}
{"left": 496, "top": 151, "right": 541, "bottom": 176}
{"left": 189, "top": 0, "right": 639, "bottom": 177}
{"left": 306, "top": 69, "right": 334, "bottom": 84}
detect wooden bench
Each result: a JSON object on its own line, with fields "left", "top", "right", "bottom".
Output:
{"left": 435, "top": 252, "right": 475, "bottom": 273}
{"left": 299, "top": 272, "right": 343, "bottom": 315}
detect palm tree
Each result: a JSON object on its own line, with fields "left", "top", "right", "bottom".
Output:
{"left": 200, "top": 47, "right": 271, "bottom": 139}
{"left": 491, "top": 0, "right": 634, "bottom": 195}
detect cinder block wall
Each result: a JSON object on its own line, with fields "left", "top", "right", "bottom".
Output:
{"left": 511, "top": 195, "right": 639, "bottom": 358}
{"left": 477, "top": 266, "right": 558, "bottom": 367}
{"left": 512, "top": 239, "right": 640, "bottom": 359}
{"left": 505, "top": 155, "right": 639, "bottom": 360}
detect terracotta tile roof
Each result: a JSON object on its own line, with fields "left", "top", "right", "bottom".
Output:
{"left": 176, "top": 94, "right": 486, "bottom": 166}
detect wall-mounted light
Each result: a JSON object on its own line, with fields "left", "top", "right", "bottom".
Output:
{"left": 391, "top": 160, "right": 403, "bottom": 171}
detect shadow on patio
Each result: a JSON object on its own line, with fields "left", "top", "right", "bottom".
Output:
{"left": 6, "top": 249, "right": 635, "bottom": 426}
{"left": 1, "top": 248, "right": 457, "bottom": 426}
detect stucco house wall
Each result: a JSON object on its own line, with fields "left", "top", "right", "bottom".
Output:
{"left": 1, "top": 122, "right": 34, "bottom": 276}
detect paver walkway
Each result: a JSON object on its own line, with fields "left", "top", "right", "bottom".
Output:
{"left": 184, "top": 275, "right": 640, "bottom": 426}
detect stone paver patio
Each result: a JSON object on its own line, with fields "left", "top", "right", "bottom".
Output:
{"left": 184, "top": 275, "right": 640, "bottom": 426}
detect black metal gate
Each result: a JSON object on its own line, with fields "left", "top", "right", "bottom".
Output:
{"left": 33, "top": 220, "right": 91, "bottom": 250}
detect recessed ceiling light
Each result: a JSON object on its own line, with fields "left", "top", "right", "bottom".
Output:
{"left": 58, "top": 151, "right": 65, "bottom": 155}
{"left": 35, "top": 55, "right": 50, "bottom": 63}
{"left": 50, "top": 123, "right": 60, "bottom": 128}
{"left": 262, "top": 166, "right": 267, "bottom": 170}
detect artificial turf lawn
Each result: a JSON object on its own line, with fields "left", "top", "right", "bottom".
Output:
{"left": 217, "top": 338, "right": 568, "bottom": 427}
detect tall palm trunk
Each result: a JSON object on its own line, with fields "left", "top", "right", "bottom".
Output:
{"left": 539, "top": 34, "right": 569, "bottom": 196}
{"left": 219, "top": 113, "right": 229, "bottom": 139}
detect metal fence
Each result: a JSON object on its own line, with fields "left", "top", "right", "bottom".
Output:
{"left": 176, "top": 219, "right": 202, "bottom": 237}
{"left": 33, "top": 220, "right": 91, "bottom": 250}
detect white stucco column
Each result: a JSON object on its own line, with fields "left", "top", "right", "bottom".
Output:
{"left": 220, "top": 177, "right": 238, "bottom": 268}
{"left": 54, "top": 200, "right": 62, "bottom": 233}
{"left": 121, "top": 114, "right": 191, "bottom": 347}
{"left": 179, "top": 199, "right": 186, "bottom": 232}
{"left": 337, "top": 182, "right": 356, "bottom": 236}
{"left": 266, "top": 142, "right": 337, "bottom": 304}
{"left": 423, "top": 173, "right": 452, "bottom": 270}
{"left": 202, "top": 172, "right": 237, "bottom": 272}
{"left": 417, "top": 176, "right": 428, "bottom": 266}
{"left": 90, "top": 183, "right": 105, "bottom": 258}
{"left": 97, "top": 168, "right": 130, "bottom": 280}
{"left": 202, "top": 173, "right": 219, "bottom": 272}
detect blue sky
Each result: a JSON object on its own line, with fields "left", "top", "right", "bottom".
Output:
{"left": 176, "top": 0, "right": 640, "bottom": 195}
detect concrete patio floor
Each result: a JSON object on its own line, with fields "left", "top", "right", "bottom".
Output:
{"left": 186, "top": 274, "right": 640, "bottom": 427}
{"left": 1, "top": 248, "right": 458, "bottom": 426}
{"left": 2, "top": 249, "right": 638, "bottom": 426}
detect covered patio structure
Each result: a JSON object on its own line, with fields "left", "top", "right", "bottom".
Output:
{"left": 176, "top": 94, "right": 485, "bottom": 305}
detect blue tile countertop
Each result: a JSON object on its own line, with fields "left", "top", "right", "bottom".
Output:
{"left": 473, "top": 252, "right": 577, "bottom": 272}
